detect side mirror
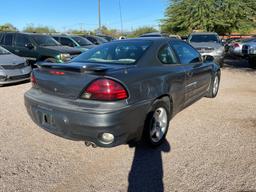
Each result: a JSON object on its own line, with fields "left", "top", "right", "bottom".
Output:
{"left": 203, "top": 55, "right": 214, "bottom": 62}
{"left": 25, "top": 43, "right": 34, "bottom": 49}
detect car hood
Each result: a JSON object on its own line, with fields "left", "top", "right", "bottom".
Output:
{"left": 40, "top": 46, "right": 81, "bottom": 55}
{"left": 190, "top": 42, "right": 223, "bottom": 49}
{"left": 0, "top": 54, "right": 25, "bottom": 65}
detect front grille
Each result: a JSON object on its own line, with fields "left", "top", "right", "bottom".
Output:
{"left": 196, "top": 47, "right": 214, "bottom": 53}
{"left": 1, "top": 63, "right": 26, "bottom": 70}
{"left": 242, "top": 45, "right": 249, "bottom": 55}
{"left": 8, "top": 74, "right": 30, "bottom": 81}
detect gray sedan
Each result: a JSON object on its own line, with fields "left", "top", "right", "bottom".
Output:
{"left": 24, "top": 38, "right": 220, "bottom": 148}
{"left": 0, "top": 46, "right": 31, "bottom": 86}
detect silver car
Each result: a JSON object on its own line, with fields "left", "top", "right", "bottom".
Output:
{"left": 188, "top": 32, "right": 225, "bottom": 67}
{"left": 0, "top": 46, "right": 31, "bottom": 86}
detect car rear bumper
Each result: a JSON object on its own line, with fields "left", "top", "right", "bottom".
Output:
{"left": 24, "top": 90, "right": 151, "bottom": 147}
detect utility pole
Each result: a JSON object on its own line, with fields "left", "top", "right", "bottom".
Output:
{"left": 98, "top": 0, "right": 101, "bottom": 33}
{"left": 119, "top": 0, "right": 123, "bottom": 34}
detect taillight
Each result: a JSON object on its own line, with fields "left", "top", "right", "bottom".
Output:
{"left": 81, "top": 79, "right": 128, "bottom": 101}
{"left": 31, "top": 72, "right": 37, "bottom": 87}
{"left": 233, "top": 43, "right": 240, "bottom": 48}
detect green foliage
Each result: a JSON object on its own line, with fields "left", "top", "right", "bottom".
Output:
{"left": 97, "top": 26, "right": 122, "bottom": 38}
{"left": 23, "top": 24, "right": 57, "bottom": 33}
{"left": 127, "top": 26, "right": 158, "bottom": 38}
{"left": 161, "top": 0, "right": 256, "bottom": 35}
{"left": 0, "top": 23, "right": 17, "bottom": 32}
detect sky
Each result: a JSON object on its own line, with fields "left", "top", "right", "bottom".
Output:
{"left": 0, "top": 0, "right": 168, "bottom": 32}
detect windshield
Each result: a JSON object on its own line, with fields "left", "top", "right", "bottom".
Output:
{"left": 0, "top": 46, "right": 10, "bottom": 55}
{"left": 72, "top": 36, "right": 93, "bottom": 46}
{"left": 72, "top": 41, "right": 151, "bottom": 65}
{"left": 95, "top": 36, "right": 108, "bottom": 44}
{"left": 190, "top": 34, "right": 219, "bottom": 43}
{"left": 32, "top": 35, "right": 60, "bottom": 46}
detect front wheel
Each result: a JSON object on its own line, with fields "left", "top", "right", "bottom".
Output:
{"left": 144, "top": 101, "right": 170, "bottom": 147}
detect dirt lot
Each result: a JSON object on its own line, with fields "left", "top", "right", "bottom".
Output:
{"left": 0, "top": 60, "right": 256, "bottom": 192}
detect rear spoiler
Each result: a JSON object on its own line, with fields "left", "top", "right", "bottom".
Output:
{"left": 37, "top": 62, "right": 108, "bottom": 73}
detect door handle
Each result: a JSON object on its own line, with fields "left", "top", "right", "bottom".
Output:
{"left": 187, "top": 71, "right": 193, "bottom": 77}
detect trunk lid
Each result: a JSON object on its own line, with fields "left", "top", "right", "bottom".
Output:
{"left": 34, "top": 62, "right": 131, "bottom": 99}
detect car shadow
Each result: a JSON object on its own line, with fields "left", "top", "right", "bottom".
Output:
{"left": 0, "top": 79, "right": 30, "bottom": 87}
{"left": 128, "top": 140, "right": 171, "bottom": 192}
{"left": 223, "top": 57, "right": 255, "bottom": 72}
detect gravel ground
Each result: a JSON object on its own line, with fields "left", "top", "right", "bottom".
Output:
{"left": 0, "top": 61, "right": 256, "bottom": 192}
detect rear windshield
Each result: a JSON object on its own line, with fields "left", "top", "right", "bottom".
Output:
{"left": 72, "top": 41, "right": 151, "bottom": 64}
{"left": 0, "top": 46, "right": 10, "bottom": 55}
{"left": 72, "top": 36, "right": 93, "bottom": 46}
{"left": 189, "top": 34, "right": 219, "bottom": 43}
{"left": 32, "top": 35, "right": 60, "bottom": 46}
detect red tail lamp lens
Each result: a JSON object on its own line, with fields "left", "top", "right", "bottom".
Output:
{"left": 31, "top": 73, "right": 37, "bottom": 87}
{"left": 82, "top": 79, "right": 128, "bottom": 101}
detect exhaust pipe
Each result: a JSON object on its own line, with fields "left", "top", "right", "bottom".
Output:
{"left": 84, "top": 141, "right": 97, "bottom": 148}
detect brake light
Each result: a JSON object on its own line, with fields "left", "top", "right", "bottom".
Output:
{"left": 49, "top": 70, "right": 65, "bottom": 75}
{"left": 82, "top": 79, "right": 128, "bottom": 101}
{"left": 233, "top": 43, "right": 240, "bottom": 48}
{"left": 31, "top": 72, "right": 37, "bottom": 87}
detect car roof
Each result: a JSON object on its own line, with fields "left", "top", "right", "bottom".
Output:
{"left": 0, "top": 32, "right": 52, "bottom": 36}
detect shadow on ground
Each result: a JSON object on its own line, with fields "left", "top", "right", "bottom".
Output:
{"left": 128, "top": 140, "right": 171, "bottom": 192}
{"left": 223, "top": 57, "right": 255, "bottom": 72}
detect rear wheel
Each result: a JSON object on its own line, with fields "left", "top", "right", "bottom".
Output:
{"left": 207, "top": 73, "right": 220, "bottom": 98}
{"left": 144, "top": 100, "right": 170, "bottom": 147}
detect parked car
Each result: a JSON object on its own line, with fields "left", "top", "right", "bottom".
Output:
{"left": 96, "top": 34, "right": 115, "bottom": 42}
{"left": 81, "top": 34, "right": 108, "bottom": 45}
{"left": 224, "top": 37, "right": 241, "bottom": 53}
{"left": 139, "top": 32, "right": 169, "bottom": 38}
{"left": 24, "top": 38, "right": 220, "bottom": 148}
{"left": 0, "top": 46, "right": 31, "bottom": 86}
{"left": 52, "top": 35, "right": 95, "bottom": 52}
{"left": 188, "top": 32, "right": 225, "bottom": 67}
{"left": 228, "top": 38, "right": 256, "bottom": 57}
{"left": 0, "top": 32, "right": 81, "bottom": 64}
{"left": 242, "top": 42, "right": 256, "bottom": 68}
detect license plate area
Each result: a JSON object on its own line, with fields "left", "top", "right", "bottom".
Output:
{"left": 37, "top": 109, "right": 55, "bottom": 127}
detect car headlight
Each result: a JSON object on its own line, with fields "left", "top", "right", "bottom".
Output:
{"left": 214, "top": 47, "right": 224, "bottom": 54}
{"left": 57, "top": 53, "right": 71, "bottom": 61}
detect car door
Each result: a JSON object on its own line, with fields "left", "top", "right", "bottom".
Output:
{"left": 171, "top": 41, "right": 212, "bottom": 106}
{"left": 14, "top": 33, "right": 37, "bottom": 60}
{"left": 158, "top": 44, "right": 186, "bottom": 114}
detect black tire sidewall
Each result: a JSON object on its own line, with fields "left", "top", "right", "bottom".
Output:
{"left": 144, "top": 100, "right": 170, "bottom": 147}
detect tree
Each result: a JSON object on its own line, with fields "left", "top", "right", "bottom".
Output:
{"left": 127, "top": 26, "right": 158, "bottom": 38}
{"left": 23, "top": 24, "right": 56, "bottom": 33}
{"left": 0, "top": 23, "right": 17, "bottom": 32}
{"left": 161, "top": 0, "right": 256, "bottom": 35}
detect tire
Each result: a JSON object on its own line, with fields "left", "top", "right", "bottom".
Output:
{"left": 206, "top": 72, "right": 220, "bottom": 98}
{"left": 248, "top": 57, "right": 256, "bottom": 69}
{"left": 143, "top": 100, "right": 170, "bottom": 147}
{"left": 44, "top": 58, "right": 57, "bottom": 63}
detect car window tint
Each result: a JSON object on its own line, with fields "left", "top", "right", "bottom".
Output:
{"left": 172, "top": 41, "right": 201, "bottom": 64}
{"left": 158, "top": 45, "right": 177, "bottom": 64}
{"left": 4, "top": 34, "right": 13, "bottom": 46}
{"left": 86, "top": 37, "right": 97, "bottom": 44}
{"left": 16, "top": 34, "right": 30, "bottom": 46}
{"left": 60, "top": 37, "right": 75, "bottom": 47}
{"left": 52, "top": 36, "right": 59, "bottom": 42}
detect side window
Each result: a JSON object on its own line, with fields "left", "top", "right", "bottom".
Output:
{"left": 52, "top": 36, "right": 59, "bottom": 42}
{"left": 158, "top": 45, "right": 177, "bottom": 64}
{"left": 60, "top": 37, "right": 75, "bottom": 47}
{"left": 172, "top": 41, "right": 201, "bottom": 64}
{"left": 87, "top": 37, "right": 97, "bottom": 44}
{"left": 0, "top": 33, "right": 3, "bottom": 44}
{"left": 16, "top": 34, "right": 30, "bottom": 47}
{"left": 4, "top": 34, "right": 14, "bottom": 46}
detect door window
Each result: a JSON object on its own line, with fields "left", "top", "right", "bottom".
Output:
{"left": 16, "top": 34, "right": 30, "bottom": 47}
{"left": 158, "top": 45, "right": 177, "bottom": 64}
{"left": 60, "top": 37, "right": 76, "bottom": 47}
{"left": 172, "top": 41, "right": 201, "bottom": 64}
{"left": 4, "top": 34, "right": 13, "bottom": 46}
